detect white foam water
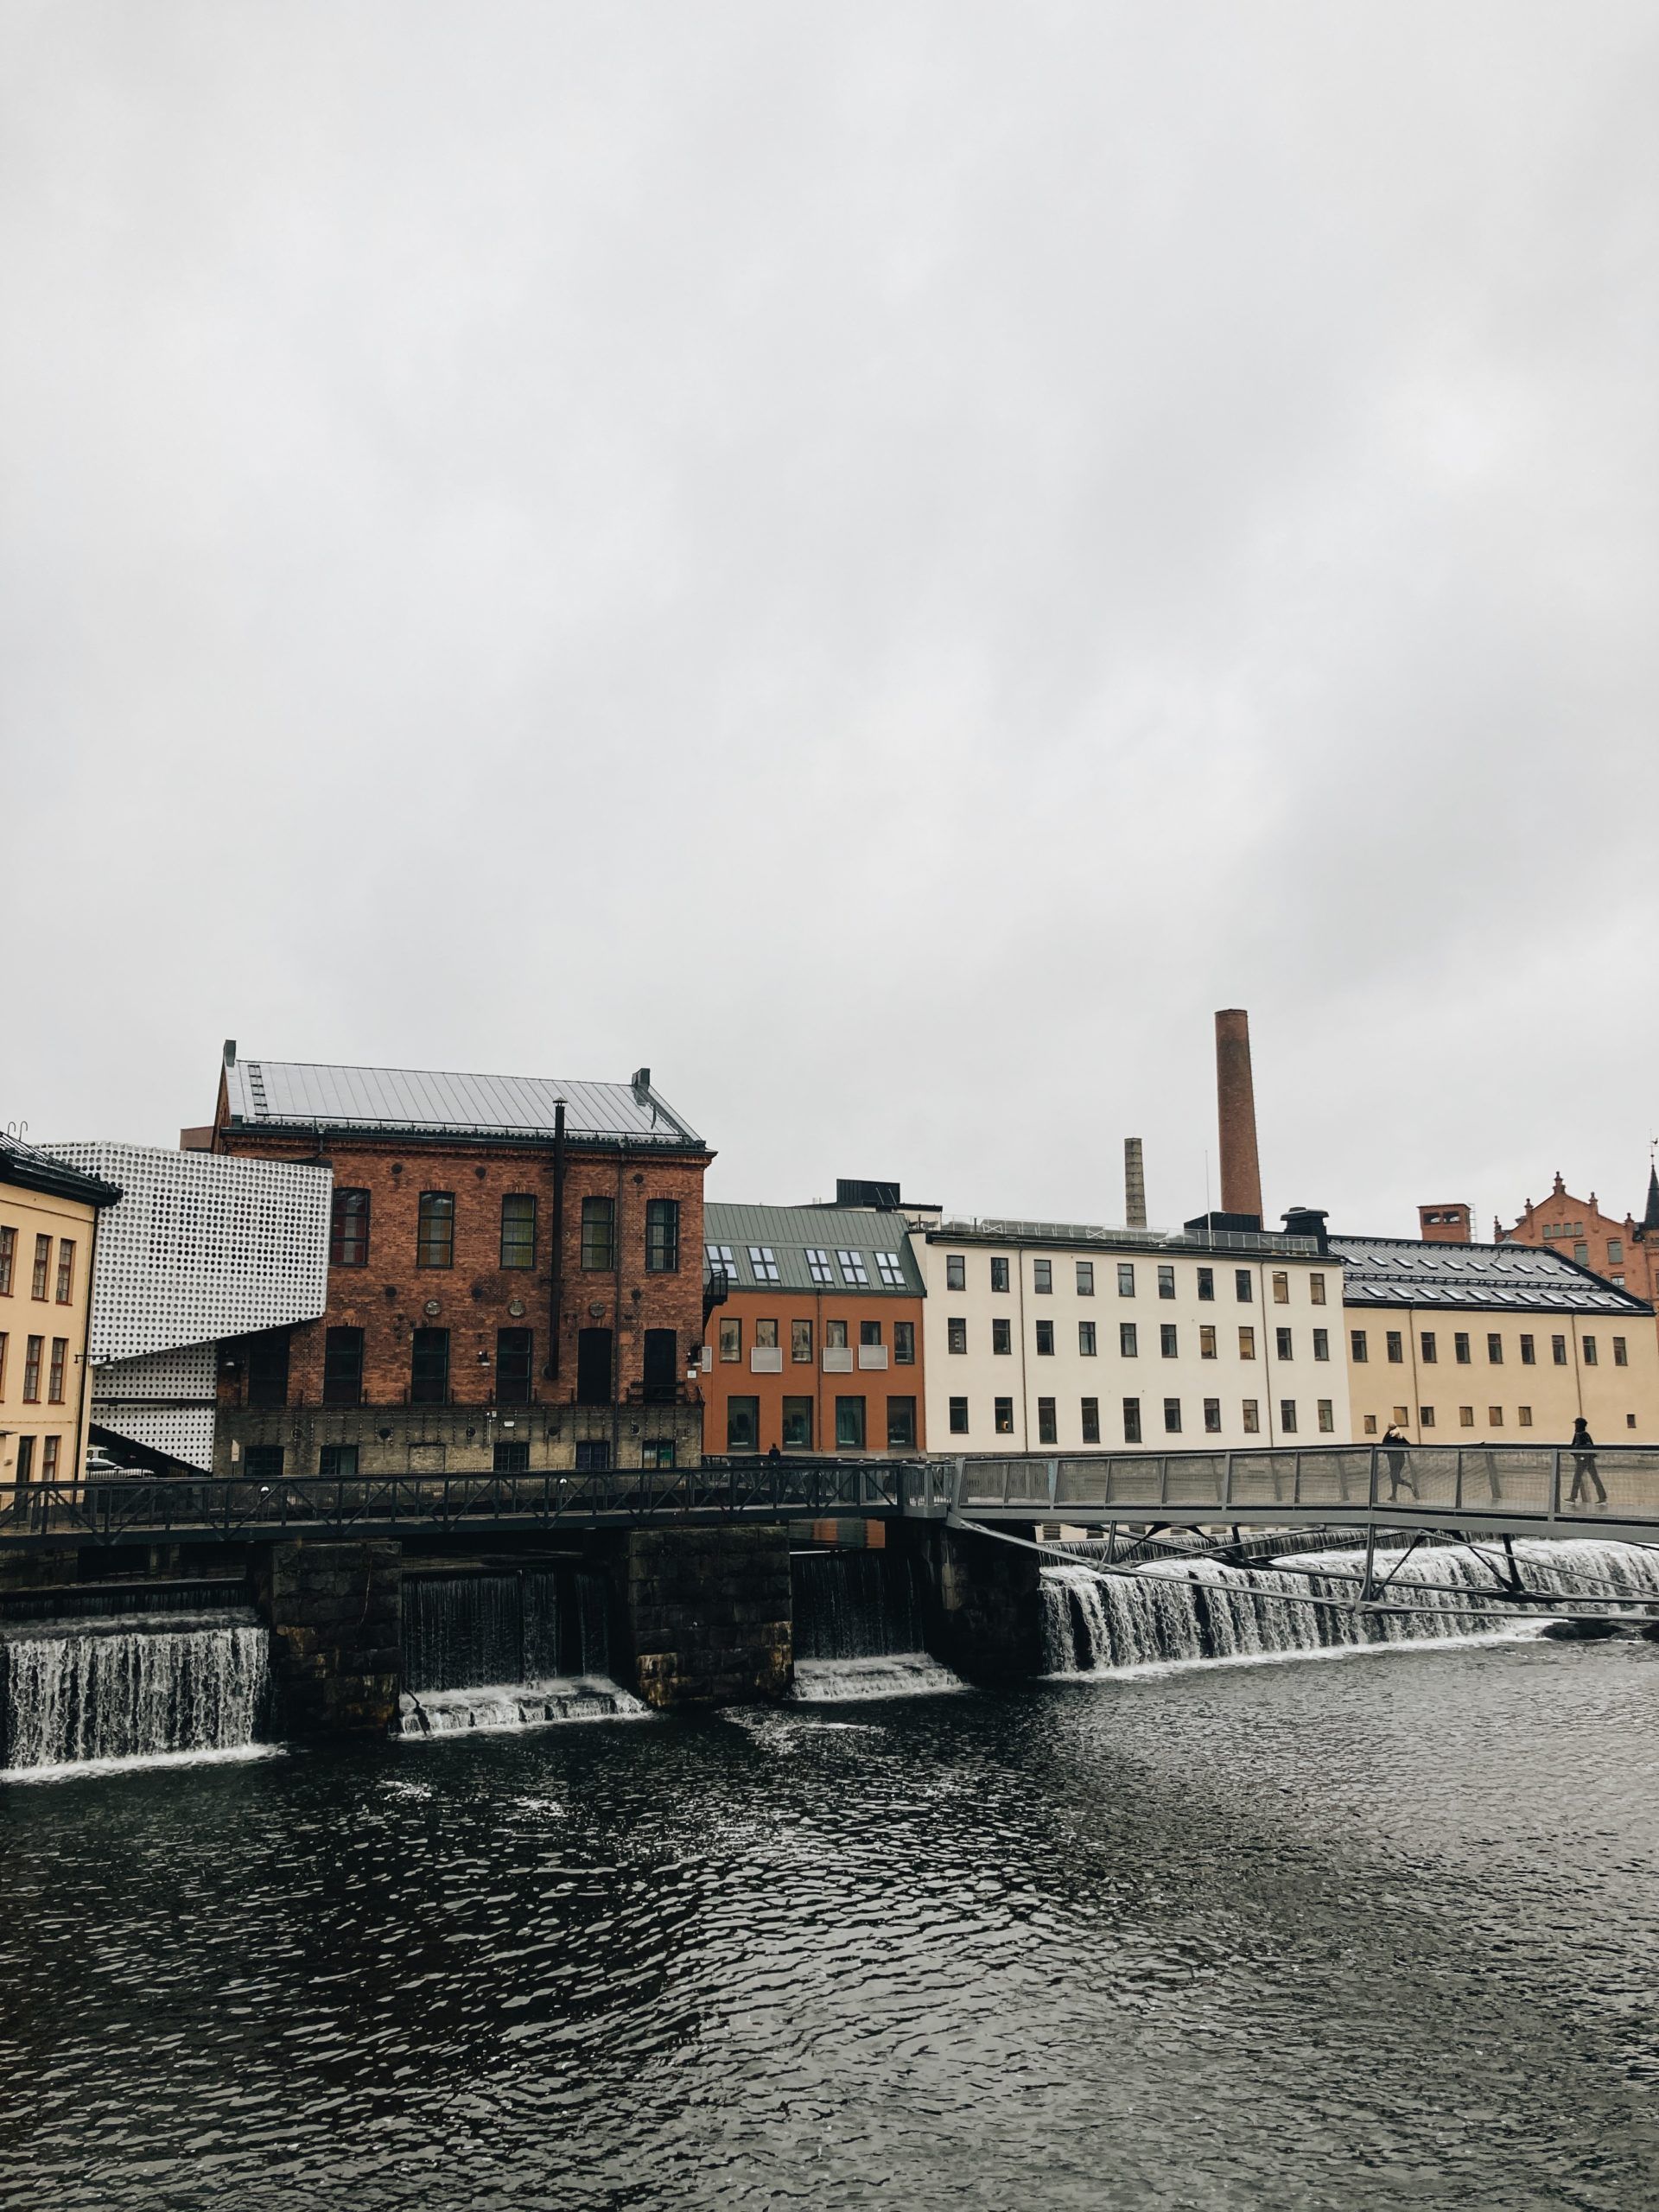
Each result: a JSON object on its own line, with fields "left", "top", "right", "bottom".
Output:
{"left": 397, "top": 1676, "right": 648, "bottom": 1737}
{"left": 792, "top": 1653, "right": 964, "bottom": 1701}
{"left": 0, "top": 1614, "right": 271, "bottom": 1774}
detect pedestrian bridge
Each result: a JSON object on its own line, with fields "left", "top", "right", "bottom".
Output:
{"left": 1, "top": 1444, "right": 1657, "bottom": 1548}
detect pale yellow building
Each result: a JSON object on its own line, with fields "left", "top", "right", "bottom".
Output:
{"left": 1332, "top": 1233, "right": 1659, "bottom": 1446}
{"left": 0, "top": 1135, "right": 122, "bottom": 1491}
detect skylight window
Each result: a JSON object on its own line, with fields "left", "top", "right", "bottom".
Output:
{"left": 747, "top": 1245, "right": 779, "bottom": 1282}
{"left": 805, "top": 1247, "right": 834, "bottom": 1285}
{"left": 875, "top": 1251, "right": 905, "bottom": 1287}
{"left": 705, "top": 1243, "right": 738, "bottom": 1280}
{"left": 837, "top": 1249, "right": 868, "bottom": 1285}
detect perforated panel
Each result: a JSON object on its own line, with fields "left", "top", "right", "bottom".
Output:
{"left": 41, "top": 1143, "right": 331, "bottom": 1363}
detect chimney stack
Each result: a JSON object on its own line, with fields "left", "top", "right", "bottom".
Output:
{"left": 1124, "top": 1138, "right": 1147, "bottom": 1228}
{"left": 1214, "top": 1008, "right": 1263, "bottom": 1224}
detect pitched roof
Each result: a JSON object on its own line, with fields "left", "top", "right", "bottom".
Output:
{"left": 1645, "top": 1165, "right": 1659, "bottom": 1233}
{"left": 220, "top": 1057, "right": 703, "bottom": 1149}
{"left": 0, "top": 1131, "right": 123, "bottom": 1208}
{"left": 1331, "top": 1233, "right": 1652, "bottom": 1315}
{"left": 703, "top": 1203, "right": 924, "bottom": 1295}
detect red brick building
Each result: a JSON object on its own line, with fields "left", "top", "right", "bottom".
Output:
{"left": 1499, "top": 1168, "right": 1659, "bottom": 1306}
{"left": 207, "top": 1046, "right": 713, "bottom": 1477}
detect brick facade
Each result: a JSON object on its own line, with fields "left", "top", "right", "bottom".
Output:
{"left": 1501, "top": 1171, "right": 1659, "bottom": 1309}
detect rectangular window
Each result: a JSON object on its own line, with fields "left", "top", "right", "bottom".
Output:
{"left": 643, "top": 1440, "right": 677, "bottom": 1471}
{"left": 826, "top": 1319, "right": 849, "bottom": 1349}
{"left": 1520, "top": 1334, "right": 1535, "bottom": 1365}
{"left": 749, "top": 1245, "right": 781, "bottom": 1282}
{"left": 44, "top": 1435, "right": 59, "bottom": 1481}
{"left": 992, "top": 1318, "right": 1013, "bottom": 1356}
{"left": 1117, "top": 1263, "right": 1135, "bottom": 1297}
{"left": 0, "top": 1334, "right": 6, "bottom": 1394}
{"left": 331, "top": 1188, "right": 370, "bottom": 1267}
{"left": 1197, "top": 1268, "right": 1214, "bottom": 1302}
{"left": 0, "top": 1224, "right": 13, "bottom": 1294}
{"left": 1313, "top": 1329, "right": 1329, "bottom": 1362}
{"left": 1236, "top": 1270, "right": 1252, "bottom": 1302}
{"left": 792, "top": 1319, "right": 814, "bottom": 1363}
{"left": 314, "top": 1442, "right": 357, "bottom": 1477}
{"left": 1122, "top": 1396, "right": 1142, "bottom": 1444}
{"left": 1033, "top": 1259, "right": 1052, "bottom": 1294}
{"left": 947, "top": 1317, "right": 968, "bottom": 1355}
{"left": 1454, "top": 1332, "right": 1471, "bottom": 1364}
{"left": 1310, "top": 1274, "right": 1327, "bottom": 1306}
{"left": 1280, "top": 1400, "right": 1297, "bottom": 1434}
{"left": 1204, "top": 1396, "right": 1222, "bottom": 1434}
{"left": 727, "top": 1396, "right": 760, "bottom": 1452}
{"left": 574, "top": 1440, "right": 611, "bottom": 1472}
{"left": 643, "top": 1328, "right": 677, "bottom": 1403}
{"left": 1552, "top": 1335, "right": 1567, "bottom": 1366}
{"left": 859, "top": 1319, "right": 882, "bottom": 1348}
{"left": 416, "top": 1192, "right": 454, "bottom": 1268}
{"left": 1317, "top": 1399, "right": 1334, "bottom": 1433}
{"left": 1420, "top": 1405, "right": 1436, "bottom": 1427}
{"left": 1199, "top": 1325, "right": 1217, "bottom": 1359}
{"left": 1393, "top": 1405, "right": 1408, "bottom": 1425}
{"left": 244, "top": 1444, "right": 284, "bottom": 1482}
{"left": 875, "top": 1251, "right": 906, "bottom": 1288}
{"left": 1519, "top": 1405, "right": 1533, "bottom": 1427}
{"left": 949, "top": 1396, "right": 969, "bottom": 1435}
{"left": 32, "top": 1235, "right": 51, "bottom": 1299}
{"left": 894, "top": 1321, "right": 915, "bottom": 1365}
{"left": 1363, "top": 1414, "right": 1377, "bottom": 1435}
{"left": 1351, "top": 1330, "right": 1368, "bottom": 1363}
{"left": 1583, "top": 1336, "right": 1599, "bottom": 1365}
{"left": 1036, "top": 1397, "right": 1058, "bottom": 1445}
{"left": 492, "top": 1440, "right": 529, "bottom": 1475}
{"left": 1121, "top": 1322, "right": 1139, "bottom": 1357}
{"left": 54, "top": 1241, "right": 75, "bottom": 1304}
{"left": 1163, "top": 1397, "right": 1182, "bottom": 1434}
{"left": 410, "top": 1328, "right": 449, "bottom": 1405}
{"left": 806, "top": 1247, "right": 834, "bottom": 1286}
{"left": 719, "top": 1318, "right": 741, "bottom": 1363}
{"left": 1078, "top": 1321, "right": 1097, "bottom": 1357}
{"left": 646, "top": 1199, "right": 681, "bottom": 1273}
{"left": 500, "top": 1194, "right": 537, "bottom": 1269}
{"left": 1608, "top": 1240, "right": 1624, "bottom": 1266}
{"left": 783, "top": 1396, "right": 814, "bottom": 1448}
{"left": 1574, "top": 1243, "right": 1589, "bottom": 1265}
{"left": 246, "top": 1332, "right": 290, "bottom": 1408}
{"left": 990, "top": 1257, "right": 1010, "bottom": 1293}
{"left": 1275, "top": 1328, "right": 1293, "bottom": 1361}
{"left": 1614, "top": 1336, "right": 1628, "bottom": 1367}
{"left": 1272, "top": 1271, "right": 1289, "bottom": 1305}
{"left": 47, "top": 1338, "right": 67, "bottom": 1402}
{"left": 1160, "top": 1323, "right": 1178, "bottom": 1357}
{"left": 322, "top": 1326, "right": 365, "bottom": 1408}
{"left": 887, "top": 1395, "right": 917, "bottom": 1449}
{"left": 1035, "top": 1319, "right": 1054, "bottom": 1356}
{"left": 946, "top": 1255, "right": 966, "bottom": 1291}
{"left": 1488, "top": 1406, "right": 1504, "bottom": 1427}
{"left": 22, "top": 1334, "right": 43, "bottom": 1401}
{"left": 496, "top": 1327, "right": 534, "bottom": 1404}
{"left": 836, "top": 1396, "right": 867, "bottom": 1451}
{"left": 1158, "top": 1265, "right": 1176, "bottom": 1300}
{"left": 1459, "top": 1405, "right": 1475, "bottom": 1427}
{"left": 1421, "top": 1332, "right": 1437, "bottom": 1364}
{"left": 1487, "top": 1333, "right": 1503, "bottom": 1363}
{"left": 1077, "top": 1262, "right": 1095, "bottom": 1297}
{"left": 836, "top": 1249, "right": 868, "bottom": 1286}
{"left": 1081, "top": 1396, "right": 1100, "bottom": 1443}
{"left": 704, "top": 1239, "right": 736, "bottom": 1283}
{"left": 995, "top": 1397, "right": 1015, "bottom": 1435}
{"left": 1242, "top": 1399, "right": 1260, "bottom": 1434}
{"left": 1239, "top": 1327, "right": 1255, "bottom": 1360}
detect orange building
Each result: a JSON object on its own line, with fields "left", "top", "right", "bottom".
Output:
{"left": 1499, "top": 1168, "right": 1659, "bottom": 1306}
{"left": 701, "top": 1200, "right": 925, "bottom": 1455}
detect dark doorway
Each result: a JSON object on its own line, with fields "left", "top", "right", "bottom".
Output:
{"left": 643, "top": 1328, "right": 677, "bottom": 1405}
{"left": 576, "top": 1327, "right": 613, "bottom": 1407}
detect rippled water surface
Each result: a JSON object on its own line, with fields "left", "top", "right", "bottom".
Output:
{"left": 3, "top": 1637, "right": 1658, "bottom": 2209}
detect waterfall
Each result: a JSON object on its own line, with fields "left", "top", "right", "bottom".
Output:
{"left": 0, "top": 1608, "right": 270, "bottom": 1775}
{"left": 397, "top": 1568, "right": 643, "bottom": 1736}
{"left": 1039, "top": 1538, "right": 1659, "bottom": 1676}
{"left": 791, "top": 1549, "right": 962, "bottom": 1700}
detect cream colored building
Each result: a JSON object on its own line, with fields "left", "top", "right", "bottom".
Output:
{"left": 0, "top": 1135, "right": 122, "bottom": 1491}
{"left": 908, "top": 1213, "right": 1351, "bottom": 1452}
{"left": 1333, "top": 1234, "right": 1659, "bottom": 1445}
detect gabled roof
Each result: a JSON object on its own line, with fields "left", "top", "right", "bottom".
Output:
{"left": 220, "top": 1057, "right": 703, "bottom": 1149}
{"left": 1331, "top": 1233, "right": 1652, "bottom": 1315}
{"left": 0, "top": 1131, "right": 122, "bottom": 1208}
{"left": 703, "top": 1203, "right": 924, "bottom": 1295}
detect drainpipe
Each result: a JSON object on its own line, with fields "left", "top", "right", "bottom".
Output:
{"left": 1016, "top": 1250, "right": 1030, "bottom": 1452}
{"left": 547, "top": 1100, "right": 566, "bottom": 1382}
{"left": 72, "top": 1200, "right": 104, "bottom": 1489}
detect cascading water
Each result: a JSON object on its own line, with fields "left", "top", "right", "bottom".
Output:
{"left": 397, "top": 1568, "right": 644, "bottom": 1736}
{"left": 791, "top": 1549, "right": 962, "bottom": 1700}
{"left": 0, "top": 1606, "right": 271, "bottom": 1776}
{"left": 1040, "top": 1538, "right": 1659, "bottom": 1676}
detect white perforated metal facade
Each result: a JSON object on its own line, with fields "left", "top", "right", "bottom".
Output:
{"left": 91, "top": 1347, "right": 218, "bottom": 1468}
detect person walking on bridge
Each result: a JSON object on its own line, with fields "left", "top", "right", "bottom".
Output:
{"left": 1567, "top": 1416, "right": 1606, "bottom": 1507}
{"left": 1381, "top": 1424, "right": 1415, "bottom": 1500}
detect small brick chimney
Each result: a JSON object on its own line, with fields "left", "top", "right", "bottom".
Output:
{"left": 1418, "top": 1202, "right": 1472, "bottom": 1244}
{"left": 1214, "top": 1008, "right": 1263, "bottom": 1224}
{"left": 1124, "top": 1138, "right": 1147, "bottom": 1228}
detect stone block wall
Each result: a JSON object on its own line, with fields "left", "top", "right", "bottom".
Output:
{"left": 255, "top": 1539, "right": 402, "bottom": 1735}
{"left": 913, "top": 1522, "right": 1043, "bottom": 1682}
{"left": 621, "top": 1524, "right": 792, "bottom": 1707}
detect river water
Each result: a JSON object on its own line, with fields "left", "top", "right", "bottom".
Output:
{"left": 3, "top": 1632, "right": 1656, "bottom": 2210}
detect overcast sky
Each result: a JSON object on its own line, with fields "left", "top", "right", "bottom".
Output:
{"left": 4, "top": 2, "right": 1656, "bottom": 1238}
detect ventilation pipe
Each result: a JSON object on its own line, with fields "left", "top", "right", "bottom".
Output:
{"left": 1214, "top": 1008, "right": 1263, "bottom": 1224}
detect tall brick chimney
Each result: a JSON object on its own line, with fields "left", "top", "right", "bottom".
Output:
{"left": 1124, "top": 1138, "right": 1147, "bottom": 1228}
{"left": 1214, "top": 1008, "right": 1263, "bottom": 1223}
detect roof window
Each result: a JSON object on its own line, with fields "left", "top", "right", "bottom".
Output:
{"left": 875, "top": 1251, "right": 905, "bottom": 1287}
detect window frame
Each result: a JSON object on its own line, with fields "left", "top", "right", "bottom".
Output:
{"left": 645, "top": 1198, "right": 681, "bottom": 1274}
{"left": 499, "top": 1192, "right": 537, "bottom": 1270}
{"left": 416, "top": 1191, "right": 455, "bottom": 1270}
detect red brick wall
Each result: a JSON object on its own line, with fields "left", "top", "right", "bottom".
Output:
{"left": 700, "top": 1288, "right": 926, "bottom": 1453}
{"left": 214, "top": 1128, "right": 709, "bottom": 1408}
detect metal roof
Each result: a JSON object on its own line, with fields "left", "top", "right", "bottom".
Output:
{"left": 1331, "top": 1235, "right": 1654, "bottom": 1315}
{"left": 703, "top": 1203, "right": 925, "bottom": 1295}
{"left": 0, "top": 1131, "right": 123, "bottom": 1207}
{"left": 932, "top": 1217, "right": 1321, "bottom": 1257}
{"left": 222, "top": 1058, "right": 703, "bottom": 1148}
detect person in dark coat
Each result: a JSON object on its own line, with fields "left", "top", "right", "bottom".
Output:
{"left": 1380, "top": 1423, "right": 1415, "bottom": 1499}
{"left": 1568, "top": 1416, "right": 1606, "bottom": 1505}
